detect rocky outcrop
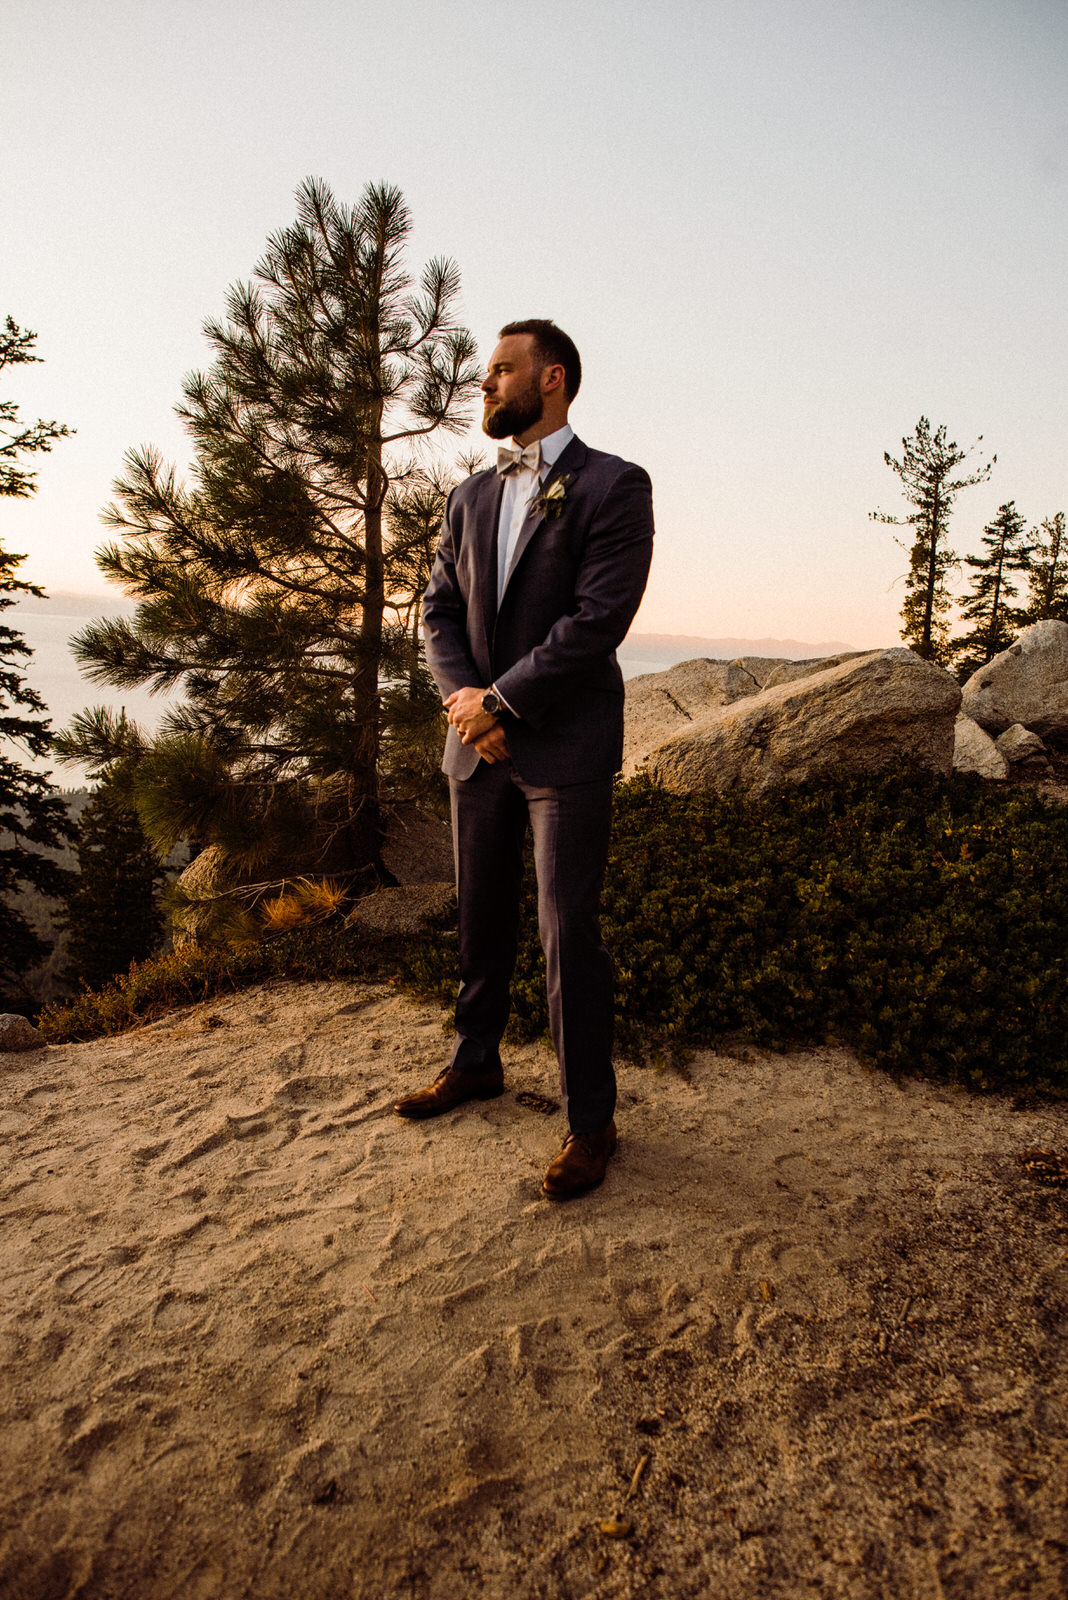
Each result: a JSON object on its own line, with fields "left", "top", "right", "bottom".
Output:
{"left": 622, "top": 657, "right": 763, "bottom": 777}
{"left": 380, "top": 803, "right": 452, "bottom": 885}
{"left": 762, "top": 651, "right": 874, "bottom": 690}
{"left": 645, "top": 648, "right": 961, "bottom": 795}
{"left": 171, "top": 845, "right": 240, "bottom": 945}
{"left": 996, "top": 724, "right": 1049, "bottom": 769}
{"left": 734, "top": 657, "right": 812, "bottom": 690}
{"left": 954, "top": 715, "right": 1009, "bottom": 781}
{"left": 622, "top": 651, "right": 897, "bottom": 778}
{"left": 0, "top": 1014, "right": 45, "bottom": 1052}
{"left": 961, "top": 621, "right": 1068, "bottom": 741}
{"left": 345, "top": 883, "right": 455, "bottom": 938}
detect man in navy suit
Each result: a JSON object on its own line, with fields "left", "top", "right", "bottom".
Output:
{"left": 394, "top": 320, "right": 655, "bottom": 1199}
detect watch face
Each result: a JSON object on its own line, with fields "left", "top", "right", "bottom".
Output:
{"left": 482, "top": 691, "right": 501, "bottom": 715}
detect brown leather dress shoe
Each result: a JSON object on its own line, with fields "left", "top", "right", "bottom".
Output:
{"left": 393, "top": 1063, "right": 504, "bottom": 1119}
{"left": 541, "top": 1120, "right": 617, "bottom": 1199}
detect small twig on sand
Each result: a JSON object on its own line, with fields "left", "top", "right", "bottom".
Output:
{"left": 598, "top": 1452, "right": 652, "bottom": 1540}
{"left": 878, "top": 1293, "right": 917, "bottom": 1352}
{"left": 871, "top": 1408, "right": 940, "bottom": 1428}
{"left": 624, "top": 1453, "right": 651, "bottom": 1504}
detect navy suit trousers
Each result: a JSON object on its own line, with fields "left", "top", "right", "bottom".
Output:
{"left": 449, "top": 760, "right": 616, "bottom": 1134}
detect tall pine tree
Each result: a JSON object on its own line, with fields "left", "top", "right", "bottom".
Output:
{"left": 1, "top": 316, "right": 72, "bottom": 498}
{"left": 0, "top": 545, "right": 75, "bottom": 993}
{"left": 55, "top": 179, "right": 479, "bottom": 894}
{"left": 1, "top": 320, "right": 74, "bottom": 997}
{"left": 63, "top": 775, "right": 166, "bottom": 990}
{"left": 871, "top": 418, "right": 993, "bottom": 665}
{"left": 952, "top": 501, "right": 1032, "bottom": 676}
{"left": 1025, "top": 511, "right": 1068, "bottom": 624}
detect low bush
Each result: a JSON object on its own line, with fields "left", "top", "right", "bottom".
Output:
{"left": 42, "top": 770, "right": 1068, "bottom": 1096}
{"left": 401, "top": 770, "right": 1068, "bottom": 1095}
{"left": 38, "top": 922, "right": 409, "bottom": 1043}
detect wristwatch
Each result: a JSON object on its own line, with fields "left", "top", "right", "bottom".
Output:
{"left": 481, "top": 689, "right": 503, "bottom": 716}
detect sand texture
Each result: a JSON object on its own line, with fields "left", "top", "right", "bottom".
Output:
{"left": 2, "top": 979, "right": 1067, "bottom": 1599}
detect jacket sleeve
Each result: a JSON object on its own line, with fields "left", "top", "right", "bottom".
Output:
{"left": 421, "top": 487, "right": 483, "bottom": 701}
{"left": 492, "top": 465, "right": 654, "bottom": 727}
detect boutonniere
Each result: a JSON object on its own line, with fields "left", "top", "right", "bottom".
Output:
{"left": 532, "top": 472, "right": 571, "bottom": 520}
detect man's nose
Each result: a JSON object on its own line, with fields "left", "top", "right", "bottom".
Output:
{"left": 481, "top": 374, "right": 495, "bottom": 394}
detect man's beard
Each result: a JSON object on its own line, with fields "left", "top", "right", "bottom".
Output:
{"left": 482, "top": 377, "right": 544, "bottom": 440}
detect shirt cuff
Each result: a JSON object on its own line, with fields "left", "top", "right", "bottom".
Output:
{"left": 492, "top": 682, "right": 520, "bottom": 719}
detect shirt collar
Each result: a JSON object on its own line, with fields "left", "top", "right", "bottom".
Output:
{"left": 511, "top": 423, "right": 573, "bottom": 471}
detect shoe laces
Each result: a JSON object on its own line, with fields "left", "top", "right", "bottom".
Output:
{"left": 562, "top": 1130, "right": 598, "bottom": 1154}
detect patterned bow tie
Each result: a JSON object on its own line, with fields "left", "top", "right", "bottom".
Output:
{"left": 497, "top": 441, "right": 542, "bottom": 476}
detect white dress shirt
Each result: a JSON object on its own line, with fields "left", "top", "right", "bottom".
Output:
{"left": 496, "top": 423, "right": 574, "bottom": 607}
{"left": 490, "top": 423, "right": 573, "bottom": 719}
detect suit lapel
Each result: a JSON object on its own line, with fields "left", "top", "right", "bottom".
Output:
{"left": 499, "top": 436, "right": 589, "bottom": 607}
{"left": 473, "top": 469, "right": 505, "bottom": 656}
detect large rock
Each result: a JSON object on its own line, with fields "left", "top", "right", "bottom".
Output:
{"left": 622, "top": 657, "right": 762, "bottom": 777}
{"left": 953, "top": 715, "right": 1008, "bottom": 780}
{"left": 996, "top": 724, "right": 1048, "bottom": 768}
{"left": 961, "top": 621, "right": 1068, "bottom": 741}
{"left": 381, "top": 802, "right": 452, "bottom": 885}
{"left": 622, "top": 651, "right": 889, "bottom": 776}
{"left": 0, "top": 1014, "right": 44, "bottom": 1053}
{"left": 733, "top": 656, "right": 808, "bottom": 690}
{"left": 345, "top": 883, "right": 455, "bottom": 938}
{"left": 646, "top": 648, "right": 961, "bottom": 795}
{"left": 762, "top": 650, "right": 874, "bottom": 690}
{"left": 171, "top": 844, "right": 240, "bottom": 945}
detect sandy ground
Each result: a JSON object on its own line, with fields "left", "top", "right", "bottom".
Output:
{"left": 2, "top": 979, "right": 1067, "bottom": 1600}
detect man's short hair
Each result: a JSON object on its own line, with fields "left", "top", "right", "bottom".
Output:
{"left": 498, "top": 319, "right": 582, "bottom": 401}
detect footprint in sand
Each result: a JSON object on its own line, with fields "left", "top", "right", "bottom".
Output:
{"left": 131, "top": 1139, "right": 171, "bottom": 1164}
{"left": 227, "top": 1113, "right": 274, "bottom": 1143}
{"left": 274, "top": 1440, "right": 346, "bottom": 1507}
{"left": 63, "top": 1417, "right": 127, "bottom": 1468}
{"left": 272, "top": 1074, "right": 348, "bottom": 1107}
{"left": 272, "top": 1042, "right": 308, "bottom": 1075}
{"left": 234, "top": 1449, "right": 274, "bottom": 1506}
{"left": 23, "top": 1084, "right": 60, "bottom": 1104}
{"left": 103, "top": 1242, "right": 144, "bottom": 1266}
{"left": 54, "top": 1264, "right": 98, "bottom": 1301}
{"left": 153, "top": 1290, "right": 210, "bottom": 1331}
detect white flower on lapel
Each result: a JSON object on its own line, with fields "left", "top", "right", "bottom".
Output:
{"left": 532, "top": 472, "right": 571, "bottom": 520}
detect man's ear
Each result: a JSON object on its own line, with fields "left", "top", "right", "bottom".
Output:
{"left": 541, "top": 362, "right": 566, "bottom": 395}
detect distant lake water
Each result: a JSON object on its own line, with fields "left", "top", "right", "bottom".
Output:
{"left": 8, "top": 611, "right": 180, "bottom": 777}
{"left": 617, "top": 641, "right": 709, "bottom": 678}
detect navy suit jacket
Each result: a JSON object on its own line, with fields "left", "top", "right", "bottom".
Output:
{"left": 422, "top": 435, "right": 655, "bottom": 786}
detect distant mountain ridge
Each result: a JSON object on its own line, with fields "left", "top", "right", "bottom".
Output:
{"left": 9, "top": 591, "right": 137, "bottom": 618}
{"left": 621, "top": 631, "right": 868, "bottom": 661}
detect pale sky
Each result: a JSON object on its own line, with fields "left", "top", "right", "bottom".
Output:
{"left": 3, "top": 0, "right": 1065, "bottom": 645}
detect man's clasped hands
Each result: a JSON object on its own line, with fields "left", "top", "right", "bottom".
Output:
{"left": 445, "top": 686, "right": 510, "bottom": 764}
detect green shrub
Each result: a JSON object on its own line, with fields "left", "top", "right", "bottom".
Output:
{"left": 396, "top": 770, "right": 1068, "bottom": 1094}
{"left": 601, "top": 771, "right": 1068, "bottom": 1093}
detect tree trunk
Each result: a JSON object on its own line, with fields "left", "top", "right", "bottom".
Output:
{"left": 985, "top": 540, "right": 1006, "bottom": 662}
{"left": 409, "top": 608, "right": 420, "bottom": 699}
{"left": 921, "top": 485, "right": 941, "bottom": 659}
{"left": 346, "top": 429, "right": 390, "bottom": 885}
